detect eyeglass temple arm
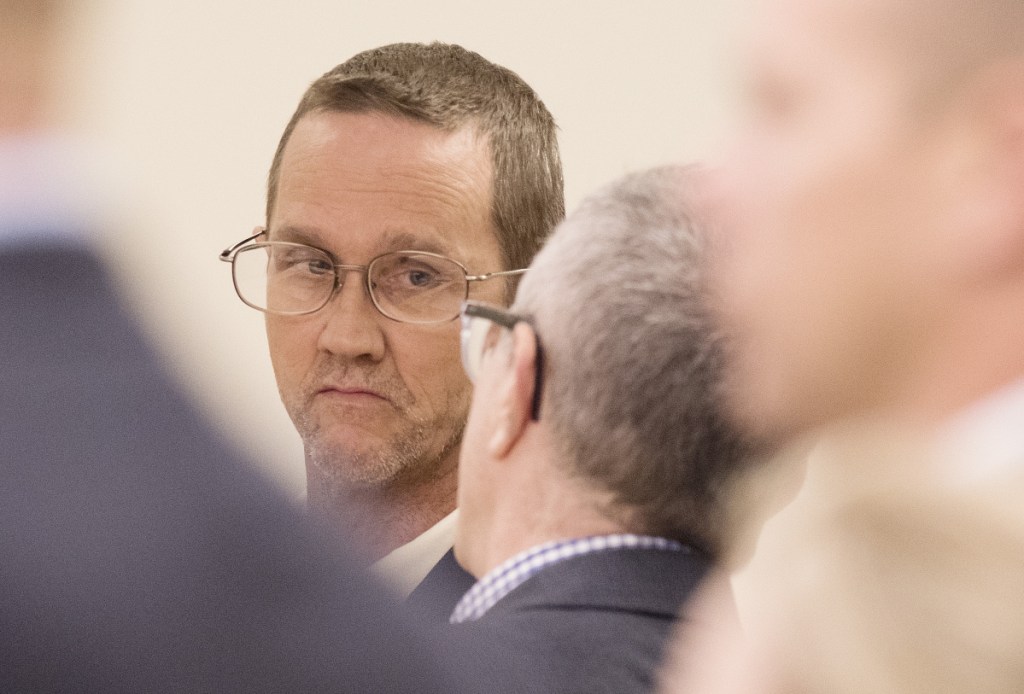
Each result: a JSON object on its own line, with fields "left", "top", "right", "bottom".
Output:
{"left": 462, "top": 300, "right": 542, "bottom": 420}
{"left": 462, "top": 301, "right": 522, "bottom": 330}
{"left": 530, "top": 338, "right": 543, "bottom": 422}
{"left": 466, "top": 268, "right": 528, "bottom": 282}
{"left": 218, "top": 229, "right": 267, "bottom": 262}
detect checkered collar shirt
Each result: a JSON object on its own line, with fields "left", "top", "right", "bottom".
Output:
{"left": 449, "top": 534, "right": 687, "bottom": 624}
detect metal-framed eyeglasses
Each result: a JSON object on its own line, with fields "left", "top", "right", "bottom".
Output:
{"left": 460, "top": 300, "right": 543, "bottom": 420}
{"left": 218, "top": 227, "right": 527, "bottom": 325}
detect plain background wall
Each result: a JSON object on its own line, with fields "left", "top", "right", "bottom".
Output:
{"left": 56, "top": 1, "right": 741, "bottom": 496}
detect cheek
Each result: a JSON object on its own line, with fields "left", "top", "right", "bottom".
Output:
{"left": 713, "top": 148, "right": 807, "bottom": 347}
{"left": 731, "top": 132, "right": 898, "bottom": 316}
{"left": 388, "top": 324, "right": 469, "bottom": 402}
{"left": 265, "top": 317, "right": 321, "bottom": 382}
{"left": 716, "top": 134, "right": 906, "bottom": 398}
{"left": 458, "top": 390, "right": 490, "bottom": 481}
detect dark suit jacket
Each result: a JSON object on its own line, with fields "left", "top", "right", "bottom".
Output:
{"left": 448, "top": 546, "right": 711, "bottom": 694}
{"left": 0, "top": 245, "right": 476, "bottom": 692}
{"left": 406, "top": 548, "right": 477, "bottom": 622}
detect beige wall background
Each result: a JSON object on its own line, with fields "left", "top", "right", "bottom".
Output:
{"left": 58, "top": 1, "right": 741, "bottom": 496}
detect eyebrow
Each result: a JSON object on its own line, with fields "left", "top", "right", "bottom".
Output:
{"left": 378, "top": 228, "right": 453, "bottom": 257}
{"left": 270, "top": 225, "right": 328, "bottom": 247}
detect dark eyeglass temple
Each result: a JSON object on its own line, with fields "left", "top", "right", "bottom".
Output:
{"left": 530, "top": 340, "right": 543, "bottom": 421}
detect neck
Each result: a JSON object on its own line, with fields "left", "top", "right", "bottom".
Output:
{"left": 307, "top": 451, "right": 459, "bottom": 565}
{"left": 461, "top": 450, "right": 627, "bottom": 578}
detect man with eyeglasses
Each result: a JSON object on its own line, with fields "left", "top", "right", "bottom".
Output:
{"left": 445, "top": 166, "right": 755, "bottom": 693}
{"left": 220, "top": 42, "right": 563, "bottom": 616}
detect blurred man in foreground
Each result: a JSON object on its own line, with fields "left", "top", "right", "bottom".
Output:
{"left": 663, "top": 0, "right": 1024, "bottom": 690}
{"left": 449, "top": 166, "right": 755, "bottom": 693}
{"left": 1, "top": 4, "right": 479, "bottom": 690}
{"left": 712, "top": 0, "right": 1024, "bottom": 567}
{"left": 220, "top": 43, "right": 563, "bottom": 613}
{"left": 714, "top": 0, "right": 1024, "bottom": 475}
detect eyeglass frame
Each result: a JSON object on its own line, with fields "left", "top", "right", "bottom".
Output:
{"left": 460, "top": 300, "right": 543, "bottom": 421}
{"left": 218, "top": 227, "right": 528, "bottom": 324}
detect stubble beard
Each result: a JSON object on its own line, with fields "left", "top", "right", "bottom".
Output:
{"left": 299, "top": 406, "right": 467, "bottom": 492}
{"left": 289, "top": 362, "right": 470, "bottom": 496}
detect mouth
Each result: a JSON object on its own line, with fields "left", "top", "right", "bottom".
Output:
{"left": 315, "top": 385, "right": 390, "bottom": 403}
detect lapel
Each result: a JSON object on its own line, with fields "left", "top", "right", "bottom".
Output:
{"left": 406, "top": 549, "right": 477, "bottom": 622}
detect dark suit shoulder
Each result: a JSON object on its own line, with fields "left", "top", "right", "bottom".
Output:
{"left": 406, "top": 548, "right": 477, "bottom": 623}
{"left": 494, "top": 547, "right": 709, "bottom": 618}
{"left": 448, "top": 548, "right": 711, "bottom": 694}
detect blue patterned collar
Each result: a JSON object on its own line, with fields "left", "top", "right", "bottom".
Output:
{"left": 449, "top": 534, "right": 687, "bottom": 624}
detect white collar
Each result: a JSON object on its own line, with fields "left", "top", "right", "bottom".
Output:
{"left": 370, "top": 509, "right": 459, "bottom": 599}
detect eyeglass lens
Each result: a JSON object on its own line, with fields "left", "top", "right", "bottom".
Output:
{"left": 459, "top": 313, "right": 505, "bottom": 381}
{"left": 370, "top": 252, "right": 467, "bottom": 322}
{"left": 231, "top": 243, "right": 471, "bottom": 323}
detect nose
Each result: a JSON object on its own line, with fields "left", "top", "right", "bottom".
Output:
{"left": 315, "top": 267, "right": 387, "bottom": 362}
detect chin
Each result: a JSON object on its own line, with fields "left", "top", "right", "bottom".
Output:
{"left": 306, "top": 438, "right": 408, "bottom": 488}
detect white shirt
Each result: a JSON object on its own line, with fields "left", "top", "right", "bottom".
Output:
{"left": 370, "top": 509, "right": 458, "bottom": 599}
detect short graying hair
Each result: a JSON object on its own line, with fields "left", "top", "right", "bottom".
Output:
{"left": 514, "top": 165, "right": 753, "bottom": 558}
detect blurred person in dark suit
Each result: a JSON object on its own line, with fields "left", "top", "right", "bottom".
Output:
{"left": 0, "top": 3, "right": 482, "bottom": 690}
{"left": 219, "top": 43, "right": 564, "bottom": 617}
{"left": 447, "top": 166, "right": 756, "bottom": 693}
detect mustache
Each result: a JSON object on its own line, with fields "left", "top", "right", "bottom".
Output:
{"left": 301, "top": 357, "right": 415, "bottom": 410}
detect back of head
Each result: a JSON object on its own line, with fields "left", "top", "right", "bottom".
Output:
{"left": 515, "top": 166, "right": 756, "bottom": 557}
{"left": 267, "top": 42, "right": 564, "bottom": 272}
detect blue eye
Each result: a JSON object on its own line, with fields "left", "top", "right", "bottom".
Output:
{"left": 374, "top": 256, "right": 452, "bottom": 292}
{"left": 406, "top": 268, "right": 438, "bottom": 287}
{"left": 269, "top": 246, "right": 334, "bottom": 284}
{"left": 306, "top": 258, "right": 333, "bottom": 276}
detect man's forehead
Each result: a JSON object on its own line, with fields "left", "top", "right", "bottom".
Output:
{"left": 272, "top": 223, "right": 454, "bottom": 257}
{"left": 283, "top": 111, "right": 488, "bottom": 179}
{"left": 274, "top": 112, "right": 494, "bottom": 227}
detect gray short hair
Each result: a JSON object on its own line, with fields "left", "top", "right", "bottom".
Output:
{"left": 515, "top": 165, "right": 753, "bottom": 557}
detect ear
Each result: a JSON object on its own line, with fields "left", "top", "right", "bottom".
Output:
{"left": 941, "top": 59, "right": 1024, "bottom": 282}
{"left": 488, "top": 322, "right": 539, "bottom": 459}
